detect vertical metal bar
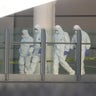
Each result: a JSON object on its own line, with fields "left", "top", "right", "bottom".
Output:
{"left": 76, "top": 30, "right": 81, "bottom": 81}
{"left": 4, "top": 28, "right": 10, "bottom": 81}
{"left": 41, "top": 29, "right": 46, "bottom": 81}
{"left": 13, "top": 14, "right": 16, "bottom": 69}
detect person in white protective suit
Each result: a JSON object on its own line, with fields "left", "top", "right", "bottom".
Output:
{"left": 71, "top": 25, "right": 91, "bottom": 75}
{"left": 53, "top": 25, "right": 75, "bottom": 75}
{"left": 30, "top": 25, "right": 42, "bottom": 74}
{"left": 19, "top": 29, "right": 34, "bottom": 74}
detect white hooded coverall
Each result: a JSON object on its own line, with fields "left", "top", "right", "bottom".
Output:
{"left": 71, "top": 25, "right": 91, "bottom": 75}
{"left": 30, "top": 25, "right": 41, "bottom": 74}
{"left": 53, "top": 25, "right": 75, "bottom": 75}
{"left": 19, "top": 29, "right": 34, "bottom": 74}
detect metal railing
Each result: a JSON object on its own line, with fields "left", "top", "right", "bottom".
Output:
{"left": 0, "top": 28, "right": 94, "bottom": 82}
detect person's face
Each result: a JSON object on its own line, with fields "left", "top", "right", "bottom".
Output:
{"left": 21, "top": 31, "right": 25, "bottom": 38}
{"left": 55, "top": 29, "right": 59, "bottom": 34}
{"left": 34, "top": 28, "right": 38, "bottom": 33}
{"left": 73, "top": 28, "right": 78, "bottom": 34}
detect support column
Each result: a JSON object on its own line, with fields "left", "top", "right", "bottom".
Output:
{"left": 33, "top": 2, "right": 55, "bottom": 73}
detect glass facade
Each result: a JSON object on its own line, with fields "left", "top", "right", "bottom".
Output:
{"left": 0, "top": 27, "right": 95, "bottom": 82}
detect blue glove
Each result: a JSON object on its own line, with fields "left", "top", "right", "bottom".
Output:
{"left": 85, "top": 49, "right": 89, "bottom": 56}
{"left": 38, "top": 49, "right": 41, "bottom": 54}
{"left": 64, "top": 51, "right": 69, "bottom": 55}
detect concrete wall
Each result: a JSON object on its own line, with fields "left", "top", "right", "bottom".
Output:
{"left": 0, "top": 83, "right": 96, "bottom": 96}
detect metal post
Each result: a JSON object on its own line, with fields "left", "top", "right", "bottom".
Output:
{"left": 4, "top": 28, "right": 10, "bottom": 81}
{"left": 76, "top": 30, "right": 81, "bottom": 81}
{"left": 41, "top": 29, "right": 46, "bottom": 81}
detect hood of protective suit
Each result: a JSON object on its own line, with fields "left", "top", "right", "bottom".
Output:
{"left": 22, "top": 29, "right": 30, "bottom": 38}
{"left": 54, "top": 25, "right": 70, "bottom": 52}
{"left": 55, "top": 25, "right": 64, "bottom": 35}
{"left": 73, "top": 25, "right": 82, "bottom": 34}
{"left": 73, "top": 25, "right": 82, "bottom": 30}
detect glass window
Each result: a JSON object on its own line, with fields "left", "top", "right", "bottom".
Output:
{"left": 0, "top": 30, "right": 5, "bottom": 74}
{"left": 45, "top": 29, "right": 76, "bottom": 82}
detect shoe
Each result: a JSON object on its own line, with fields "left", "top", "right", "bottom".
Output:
{"left": 81, "top": 71, "right": 85, "bottom": 75}
{"left": 53, "top": 72, "right": 59, "bottom": 75}
{"left": 26, "top": 71, "right": 33, "bottom": 74}
{"left": 69, "top": 70, "right": 75, "bottom": 75}
{"left": 19, "top": 71, "right": 25, "bottom": 74}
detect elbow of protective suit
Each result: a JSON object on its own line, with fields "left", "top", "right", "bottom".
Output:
{"left": 86, "top": 45, "right": 91, "bottom": 50}
{"left": 70, "top": 45, "right": 75, "bottom": 50}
